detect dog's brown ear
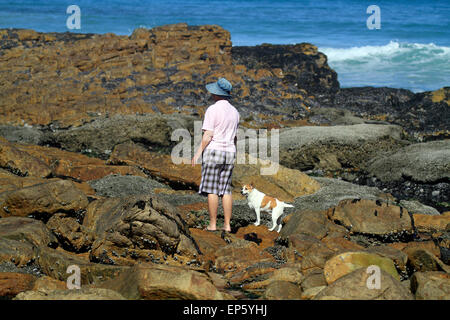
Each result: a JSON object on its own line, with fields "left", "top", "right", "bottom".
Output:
{"left": 250, "top": 181, "right": 254, "bottom": 187}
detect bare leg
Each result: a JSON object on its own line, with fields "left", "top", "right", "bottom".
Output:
{"left": 207, "top": 194, "right": 219, "bottom": 230}
{"left": 222, "top": 194, "right": 232, "bottom": 232}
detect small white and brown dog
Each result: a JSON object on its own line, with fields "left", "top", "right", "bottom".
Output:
{"left": 241, "top": 183, "right": 294, "bottom": 232}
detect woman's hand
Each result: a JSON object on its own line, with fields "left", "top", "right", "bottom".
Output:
{"left": 191, "top": 151, "right": 200, "bottom": 167}
{"left": 191, "top": 130, "right": 213, "bottom": 167}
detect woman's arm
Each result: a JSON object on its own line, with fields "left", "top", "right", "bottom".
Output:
{"left": 191, "top": 130, "right": 213, "bottom": 166}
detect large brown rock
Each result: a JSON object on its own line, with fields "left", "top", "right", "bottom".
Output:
{"left": 107, "top": 141, "right": 201, "bottom": 189}
{"left": 232, "top": 154, "right": 320, "bottom": 202}
{"left": 389, "top": 240, "right": 442, "bottom": 260}
{"left": 99, "top": 263, "right": 231, "bottom": 300}
{"left": 214, "top": 239, "right": 276, "bottom": 275}
{"left": 231, "top": 263, "right": 279, "bottom": 291}
{"left": 280, "top": 210, "right": 329, "bottom": 240}
{"left": 413, "top": 212, "right": 450, "bottom": 233}
{"left": 365, "top": 245, "right": 408, "bottom": 274}
{"left": 301, "top": 286, "right": 327, "bottom": 300}
{"left": 0, "top": 218, "right": 52, "bottom": 273}
{"left": 327, "top": 198, "right": 413, "bottom": 236}
{"left": 0, "top": 174, "right": 95, "bottom": 197}
{"left": 11, "top": 139, "right": 144, "bottom": 182}
{"left": 301, "top": 270, "right": 327, "bottom": 291}
{"left": 83, "top": 194, "right": 200, "bottom": 265}
{"left": 287, "top": 231, "right": 366, "bottom": 275}
{"left": 323, "top": 251, "right": 400, "bottom": 284}
{"left": 0, "top": 137, "right": 51, "bottom": 178}
{"left": 108, "top": 141, "right": 320, "bottom": 201}
{"left": 1, "top": 24, "right": 336, "bottom": 129}
{"left": 32, "top": 276, "right": 67, "bottom": 292}
{"left": 240, "top": 266, "right": 304, "bottom": 293}
{"left": 314, "top": 268, "right": 413, "bottom": 300}
{"left": 281, "top": 210, "right": 357, "bottom": 265}
{"left": 263, "top": 280, "right": 303, "bottom": 300}
{"left": 0, "top": 238, "right": 36, "bottom": 267}
{"left": 321, "top": 236, "right": 364, "bottom": 253}
{"left": 0, "top": 216, "right": 57, "bottom": 247}
{"left": 189, "top": 228, "right": 228, "bottom": 264}
{"left": 0, "top": 24, "right": 233, "bottom": 127}
{"left": 0, "top": 173, "right": 52, "bottom": 194}
{"left": 36, "top": 247, "right": 128, "bottom": 285}
{"left": 234, "top": 225, "right": 279, "bottom": 249}
{"left": 0, "top": 272, "right": 37, "bottom": 298}
{"left": 403, "top": 248, "right": 450, "bottom": 273}
{"left": 14, "top": 288, "right": 126, "bottom": 300}
{"left": 410, "top": 271, "right": 450, "bottom": 300}
{"left": 46, "top": 213, "right": 94, "bottom": 252}
{"left": 0, "top": 179, "right": 89, "bottom": 218}
{"left": 287, "top": 234, "right": 335, "bottom": 273}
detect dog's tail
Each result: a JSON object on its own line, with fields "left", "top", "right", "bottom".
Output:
{"left": 281, "top": 202, "right": 294, "bottom": 208}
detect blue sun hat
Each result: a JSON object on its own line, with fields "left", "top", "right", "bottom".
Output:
{"left": 205, "top": 77, "right": 232, "bottom": 97}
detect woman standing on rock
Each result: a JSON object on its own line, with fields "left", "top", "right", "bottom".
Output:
{"left": 191, "top": 78, "right": 240, "bottom": 233}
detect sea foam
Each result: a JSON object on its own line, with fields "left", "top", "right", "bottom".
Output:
{"left": 320, "top": 41, "right": 450, "bottom": 63}
{"left": 320, "top": 41, "right": 450, "bottom": 92}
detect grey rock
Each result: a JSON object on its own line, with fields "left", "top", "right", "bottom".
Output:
{"left": 308, "top": 107, "right": 366, "bottom": 126}
{"left": 243, "top": 123, "right": 408, "bottom": 173}
{"left": 317, "top": 86, "right": 449, "bottom": 140}
{"left": 44, "top": 113, "right": 197, "bottom": 158}
{"left": 0, "top": 261, "right": 44, "bottom": 278}
{"left": 365, "top": 140, "right": 450, "bottom": 184}
{"left": 88, "top": 174, "right": 170, "bottom": 198}
{"left": 279, "top": 123, "right": 403, "bottom": 147}
{"left": 0, "top": 124, "right": 44, "bottom": 145}
{"left": 399, "top": 200, "right": 440, "bottom": 216}
{"left": 148, "top": 192, "right": 205, "bottom": 208}
{"left": 292, "top": 176, "right": 389, "bottom": 211}
{"left": 229, "top": 200, "right": 273, "bottom": 230}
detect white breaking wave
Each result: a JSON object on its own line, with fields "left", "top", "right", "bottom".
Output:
{"left": 319, "top": 41, "right": 450, "bottom": 92}
{"left": 320, "top": 41, "right": 450, "bottom": 64}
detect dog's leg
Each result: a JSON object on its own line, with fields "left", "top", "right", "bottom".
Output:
{"left": 268, "top": 212, "right": 277, "bottom": 231}
{"left": 254, "top": 208, "right": 261, "bottom": 226}
{"left": 269, "top": 208, "right": 283, "bottom": 232}
{"left": 268, "top": 220, "right": 276, "bottom": 231}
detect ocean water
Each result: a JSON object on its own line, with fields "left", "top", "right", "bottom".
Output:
{"left": 0, "top": 0, "right": 449, "bottom": 92}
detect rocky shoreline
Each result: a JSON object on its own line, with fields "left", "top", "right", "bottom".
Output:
{"left": 0, "top": 24, "right": 449, "bottom": 300}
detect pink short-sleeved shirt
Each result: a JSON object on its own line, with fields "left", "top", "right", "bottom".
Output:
{"left": 202, "top": 100, "right": 240, "bottom": 153}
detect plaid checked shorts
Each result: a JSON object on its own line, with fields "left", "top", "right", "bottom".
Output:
{"left": 198, "top": 148, "right": 236, "bottom": 196}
